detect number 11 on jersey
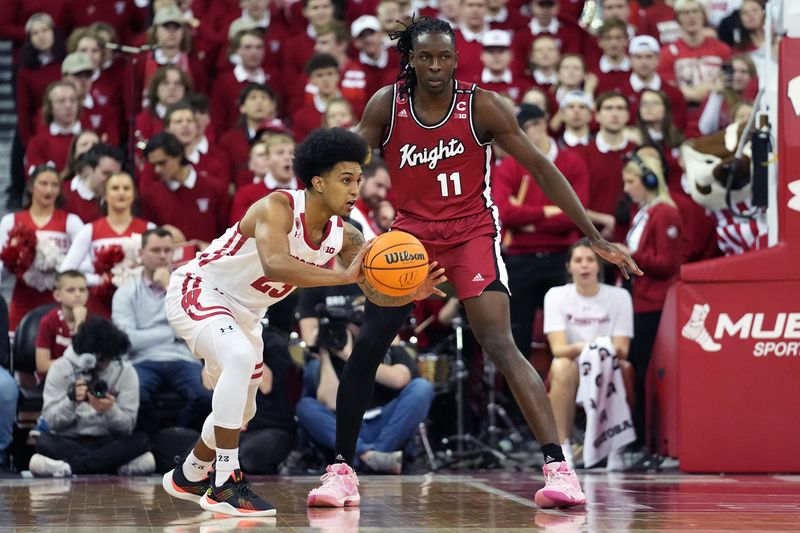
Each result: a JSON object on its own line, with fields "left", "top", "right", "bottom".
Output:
{"left": 436, "top": 171, "right": 462, "bottom": 197}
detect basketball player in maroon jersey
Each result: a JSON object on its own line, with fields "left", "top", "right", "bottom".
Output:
{"left": 307, "top": 17, "right": 642, "bottom": 509}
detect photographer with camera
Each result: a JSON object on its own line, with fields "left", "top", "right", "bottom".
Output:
{"left": 296, "top": 297, "right": 434, "bottom": 475}
{"left": 29, "top": 317, "right": 154, "bottom": 477}
{"left": 698, "top": 54, "right": 758, "bottom": 135}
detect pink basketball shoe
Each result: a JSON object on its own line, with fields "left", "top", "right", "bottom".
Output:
{"left": 534, "top": 461, "right": 586, "bottom": 508}
{"left": 307, "top": 463, "right": 360, "bottom": 508}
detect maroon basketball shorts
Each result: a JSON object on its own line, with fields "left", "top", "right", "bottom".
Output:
{"left": 392, "top": 210, "right": 510, "bottom": 300}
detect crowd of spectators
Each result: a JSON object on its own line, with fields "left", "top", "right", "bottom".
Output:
{"left": 0, "top": 0, "right": 776, "bottom": 473}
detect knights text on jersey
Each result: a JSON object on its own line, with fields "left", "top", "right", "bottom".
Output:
{"left": 382, "top": 80, "right": 495, "bottom": 221}
{"left": 179, "top": 190, "right": 344, "bottom": 315}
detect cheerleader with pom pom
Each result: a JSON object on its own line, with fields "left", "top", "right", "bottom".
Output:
{"left": 0, "top": 165, "right": 84, "bottom": 330}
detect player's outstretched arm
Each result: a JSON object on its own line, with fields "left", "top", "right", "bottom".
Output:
{"left": 251, "top": 194, "right": 368, "bottom": 287}
{"left": 338, "top": 223, "right": 447, "bottom": 307}
{"left": 476, "top": 90, "right": 643, "bottom": 279}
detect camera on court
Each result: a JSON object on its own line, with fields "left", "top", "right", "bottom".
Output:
{"left": 314, "top": 296, "right": 365, "bottom": 352}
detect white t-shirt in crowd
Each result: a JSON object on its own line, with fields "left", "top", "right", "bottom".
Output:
{"left": 543, "top": 283, "right": 634, "bottom": 344}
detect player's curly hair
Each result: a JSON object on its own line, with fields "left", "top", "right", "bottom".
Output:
{"left": 390, "top": 16, "right": 456, "bottom": 97}
{"left": 293, "top": 127, "right": 370, "bottom": 188}
{"left": 72, "top": 317, "right": 131, "bottom": 362}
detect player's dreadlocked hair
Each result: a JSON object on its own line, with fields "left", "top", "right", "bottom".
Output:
{"left": 390, "top": 16, "right": 456, "bottom": 97}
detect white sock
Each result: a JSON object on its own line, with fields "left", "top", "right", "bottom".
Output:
{"left": 214, "top": 447, "right": 240, "bottom": 487}
{"left": 561, "top": 440, "right": 574, "bottom": 469}
{"left": 182, "top": 450, "right": 213, "bottom": 482}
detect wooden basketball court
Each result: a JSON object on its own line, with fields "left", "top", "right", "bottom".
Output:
{"left": 2, "top": 470, "right": 799, "bottom": 531}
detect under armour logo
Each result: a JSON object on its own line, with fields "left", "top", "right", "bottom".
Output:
{"left": 219, "top": 325, "right": 234, "bottom": 334}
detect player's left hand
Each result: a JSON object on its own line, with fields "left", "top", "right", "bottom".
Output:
{"left": 410, "top": 262, "right": 447, "bottom": 301}
{"left": 591, "top": 238, "right": 643, "bottom": 280}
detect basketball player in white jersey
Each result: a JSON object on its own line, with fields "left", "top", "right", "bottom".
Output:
{"left": 160, "top": 128, "right": 445, "bottom": 516}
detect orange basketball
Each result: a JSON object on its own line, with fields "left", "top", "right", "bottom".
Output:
{"left": 363, "top": 231, "right": 429, "bottom": 296}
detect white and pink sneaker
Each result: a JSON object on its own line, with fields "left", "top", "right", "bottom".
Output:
{"left": 534, "top": 461, "right": 586, "bottom": 508}
{"left": 307, "top": 463, "right": 360, "bottom": 508}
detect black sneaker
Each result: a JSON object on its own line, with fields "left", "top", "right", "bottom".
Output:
{"left": 200, "top": 470, "right": 277, "bottom": 517}
{"left": 162, "top": 466, "right": 210, "bottom": 504}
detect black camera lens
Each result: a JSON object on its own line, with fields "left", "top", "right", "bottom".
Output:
{"left": 89, "top": 378, "right": 109, "bottom": 398}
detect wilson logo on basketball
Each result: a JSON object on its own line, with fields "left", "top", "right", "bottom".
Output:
{"left": 384, "top": 251, "right": 426, "bottom": 264}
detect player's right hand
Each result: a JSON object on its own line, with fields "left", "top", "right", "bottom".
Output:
{"left": 409, "top": 262, "right": 447, "bottom": 301}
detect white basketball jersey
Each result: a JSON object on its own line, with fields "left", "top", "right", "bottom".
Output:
{"left": 181, "top": 190, "right": 345, "bottom": 315}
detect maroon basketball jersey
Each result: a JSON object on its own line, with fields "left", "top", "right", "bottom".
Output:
{"left": 382, "top": 80, "right": 494, "bottom": 221}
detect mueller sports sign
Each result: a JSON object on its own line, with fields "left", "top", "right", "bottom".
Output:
{"left": 683, "top": 303, "right": 800, "bottom": 357}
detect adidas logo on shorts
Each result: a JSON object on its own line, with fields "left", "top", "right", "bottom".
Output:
{"left": 472, "top": 273, "right": 484, "bottom": 282}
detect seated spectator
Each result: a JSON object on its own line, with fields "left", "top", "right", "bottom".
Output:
{"left": 216, "top": 1, "right": 287, "bottom": 78}
{"left": 576, "top": 91, "right": 636, "bottom": 243}
{"left": 549, "top": 54, "right": 597, "bottom": 132}
{"left": 544, "top": 238, "right": 634, "bottom": 470}
{"left": 480, "top": 29, "right": 529, "bottom": 103}
{"left": 35, "top": 270, "right": 89, "bottom": 379}
{"left": 59, "top": 172, "right": 154, "bottom": 318}
{"left": 62, "top": 143, "right": 123, "bottom": 223}
{"left": 698, "top": 54, "right": 758, "bottom": 135}
{"left": 25, "top": 81, "right": 82, "bottom": 174}
{"left": 134, "top": 5, "right": 207, "bottom": 108}
{"left": 593, "top": 19, "right": 631, "bottom": 94}
{"left": 511, "top": 0, "right": 591, "bottom": 73}
{"left": 239, "top": 329, "right": 297, "bottom": 474}
{"left": 557, "top": 90, "right": 594, "bottom": 148}
{"left": 187, "top": 93, "right": 216, "bottom": 145}
{"left": 638, "top": 0, "right": 681, "bottom": 46}
{"left": 523, "top": 35, "right": 560, "bottom": 91}
{"left": 211, "top": 21, "right": 269, "bottom": 136}
{"left": 0, "top": 165, "right": 84, "bottom": 330}
{"left": 15, "top": 13, "right": 66, "bottom": 147}
{"left": 218, "top": 83, "right": 280, "bottom": 185}
{"left": 620, "top": 35, "right": 688, "bottom": 130}
{"left": 296, "top": 299, "right": 434, "bottom": 473}
{"left": 351, "top": 15, "right": 400, "bottom": 99}
{"left": 65, "top": 30, "right": 121, "bottom": 145}
{"left": 163, "top": 102, "right": 231, "bottom": 190}
{"left": 486, "top": 0, "right": 528, "bottom": 31}
{"left": 630, "top": 106, "right": 719, "bottom": 264}
{"left": 0, "top": 295, "right": 19, "bottom": 471}
{"left": 29, "top": 316, "right": 154, "bottom": 477}
{"left": 494, "top": 103, "right": 588, "bottom": 358}
{"left": 280, "top": 0, "right": 336, "bottom": 81}
{"left": 658, "top": 0, "right": 731, "bottom": 124}
{"left": 61, "top": 130, "right": 99, "bottom": 182}
{"left": 632, "top": 89, "right": 684, "bottom": 179}
{"left": 614, "top": 148, "right": 682, "bottom": 446}
{"left": 134, "top": 65, "right": 193, "bottom": 158}
{"left": 453, "top": 0, "right": 490, "bottom": 84}
{"left": 289, "top": 20, "right": 367, "bottom": 117}
{"left": 141, "top": 132, "right": 229, "bottom": 246}
{"left": 291, "top": 54, "right": 344, "bottom": 142}
{"left": 230, "top": 134, "right": 298, "bottom": 224}
{"left": 64, "top": 0, "right": 147, "bottom": 45}
{"left": 349, "top": 157, "right": 392, "bottom": 241}
{"left": 112, "top": 227, "right": 212, "bottom": 433}
{"left": 322, "top": 98, "right": 356, "bottom": 129}
{"left": 728, "top": 0, "right": 766, "bottom": 53}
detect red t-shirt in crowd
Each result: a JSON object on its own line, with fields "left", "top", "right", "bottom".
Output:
{"left": 35, "top": 307, "right": 73, "bottom": 368}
